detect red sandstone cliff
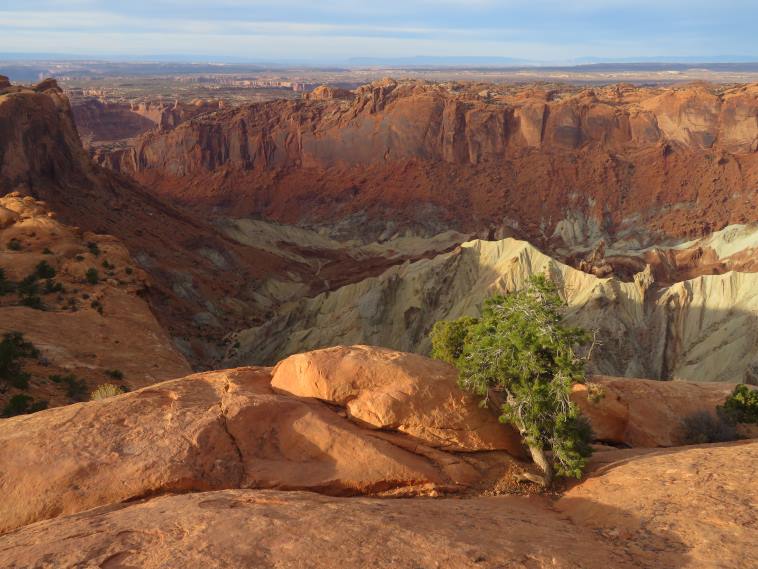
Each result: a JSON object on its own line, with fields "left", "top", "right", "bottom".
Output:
{"left": 100, "top": 80, "right": 758, "bottom": 246}
{"left": 0, "top": 78, "right": 299, "bottom": 366}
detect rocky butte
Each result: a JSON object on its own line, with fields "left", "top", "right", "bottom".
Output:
{"left": 0, "top": 75, "right": 756, "bottom": 568}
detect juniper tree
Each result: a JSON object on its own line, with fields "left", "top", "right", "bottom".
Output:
{"left": 430, "top": 275, "right": 594, "bottom": 486}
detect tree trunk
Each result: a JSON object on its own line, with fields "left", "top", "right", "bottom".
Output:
{"left": 528, "top": 445, "right": 554, "bottom": 488}
{"left": 487, "top": 389, "right": 554, "bottom": 487}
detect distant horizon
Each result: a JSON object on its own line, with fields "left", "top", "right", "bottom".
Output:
{"left": 1, "top": 52, "right": 758, "bottom": 69}
{"left": 2, "top": 1, "right": 757, "bottom": 64}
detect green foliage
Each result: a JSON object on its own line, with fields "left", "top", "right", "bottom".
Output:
{"left": 90, "top": 383, "right": 126, "bottom": 400}
{"left": 102, "top": 259, "right": 114, "bottom": 271}
{"left": 0, "top": 332, "right": 38, "bottom": 390}
{"left": 105, "top": 369, "right": 124, "bottom": 380}
{"left": 34, "top": 261, "right": 56, "bottom": 279}
{"left": 20, "top": 294, "right": 43, "bottom": 310}
{"left": 0, "top": 268, "right": 10, "bottom": 296}
{"left": 85, "top": 268, "right": 99, "bottom": 285}
{"left": 430, "top": 317, "right": 478, "bottom": 364}
{"left": 430, "top": 275, "right": 593, "bottom": 484}
{"left": 719, "top": 384, "right": 758, "bottom": 424}
{"left": 681, "top": 410, "right": 739, "bottom": 444}
{"left": 15, "top": 273, "right": 43, "bottom": 310}
{"left": 43, "top": 279, "right": 64, "bottom": 294}
{"left": 586, "top": 382, "right": 606, "bottom": 404}
{"left": 16, "top": 274, "right": 39, "bottom": 297}
{"left": 66, "top": 376, "right": 88, "bottom": 401}
{"left": 50, "top": 373, "right": 88, "bottom": 402}
{"left": 87, "top": 242, "right": 100, "bottom": 257}
{"left": 7, "top": 238, "right": 22, "bottom": 251}
{"left": 1, "top": 394, "right": 48, "bottom": 418}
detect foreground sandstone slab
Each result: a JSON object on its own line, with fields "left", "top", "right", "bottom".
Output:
{"left": 2, "top": 442, "right": 755, "bottom": 569}
{"left": 0, "top": 363, "right": 522, "bottom": 534}
{"left": 560, "top": 441, "right": 758, "bottom": 569}
{"left": 0, "top": 490, "right": 642, "bottom": 569}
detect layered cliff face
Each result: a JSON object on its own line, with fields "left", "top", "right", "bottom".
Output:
{"left": 71, "top": 97, "right": 226, "bottom": 147}
{"left": 101, "top": 80, "right": 758, "bottom": 248}
{"left": 228, "top": 237, "right": 758, "bottom": 383}
{"left": 70, "top": 98, "right": 157, "bottom": 145}
{"left": 0, "top": 78, "right": 313, "bottom": 367}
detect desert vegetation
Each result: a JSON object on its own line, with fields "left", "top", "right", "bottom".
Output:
{"left": 1, "top": 394, "right": 47, "bottom": 418}
{"left": 0, "top": 331, "right": 39, "bottom": 390}
{"left": 90, "top": 383, "right": 127, "bottom": 400}
{"left": 431, "top": 275, "right": 593, "bottom": 486}
{"left": 681, "top": 384, "right": 758, "bottom": 444}
{"left": 0, "top": 261, "right": 66, "bottom": 311}
{"left": 0, "top": 332, "right": 48, "bottom": 417}
{"left": 720, "top": 384, "right": 758, "bottom": 423}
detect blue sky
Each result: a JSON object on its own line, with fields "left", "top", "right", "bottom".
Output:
{"left": 1, "top": 0, "right": 757, "bottom": 63}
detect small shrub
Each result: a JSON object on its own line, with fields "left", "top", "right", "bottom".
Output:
{"left": 0, "top": 332, "right": 38, "bottom": 389}
{"left": 20, "top": 294, "right": 44, "bottom": 310}
{"left": 681, "top": 410, "right": 739, "bottom": 444}
{"left": 105, "top": 369, "right": 124, "bottom": 380}
{"left": 62, "top": 375, "right": 88, "bottom": 402}
{"left": 85, "top": 268, "right": 99, "bottom": 285}
{"left": 7, "top": 239, "right": 22, "bottom": 251}
{"left": 49, "top": 373, "right": 88, "bottom": 401}
{"left": 91, "top": 299, "right": 103, "bottom": 314}
{"left": 0, "top": 268, "right": 10, "bottom": 296}
{"left": 90, "top": 383, "right": 126, "bottom": 400}
{"left": 586, "top": 382, "right": 606, "bottom": 404}
{"left": 102, "top": 259, "right": 114, "bottom": 270}
{"left": 43, "top": 279, "right": 64, "bottom": 294}
{"left": 34, "top": 261, "right": 56, "bottom": 279}
{"left": 719, "top": 384, "right": 758, "bottom": 424}
{"left": 1, "top": 394, "right": 48, "bottom": 418}
{"left": 42, "top": 247, "right": 53, "bottom": 255}
{"left": 87, "top": 242, "right": 101, "bottom": 257}
{"left": 17, "top": 274, "right": 39, "bottom": 297}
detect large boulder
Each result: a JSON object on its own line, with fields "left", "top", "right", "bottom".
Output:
{"left": 0, "top": 365, "right": 521, "bottom": 534}
{"left": 574, "top": 377, "right": 737, "bottom": 447}
{"left": 271, "top": 345, "right": 523, "bottom": 454}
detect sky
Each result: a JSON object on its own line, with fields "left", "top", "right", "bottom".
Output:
{"left": 1, "top": 0, "right": 757, "bottom": 64}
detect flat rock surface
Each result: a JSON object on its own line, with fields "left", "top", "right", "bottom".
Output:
{"left": 0, "top": 490, "right": 644, "bottom": 569}
{"left": 1, "top": 441, "right": 755, "bottom": 568}
{"left": 560, "top": 440, "right": 758, "bottom": 569}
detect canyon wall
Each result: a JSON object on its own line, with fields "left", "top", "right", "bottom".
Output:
{"left": 102, "top": 80, "right": 758, "bottom": 247}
